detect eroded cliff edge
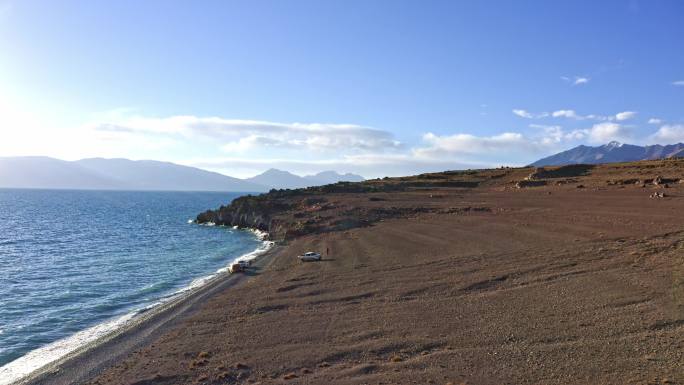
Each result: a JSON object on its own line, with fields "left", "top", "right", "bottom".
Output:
{"left": 195, "top": 182, "right": 404, "bottom": 240}
{"left": 194, "top": 173, "right": 490, "bottom": 240}
{"left": 195, "top": 160, "right": 684, "bottom": 240}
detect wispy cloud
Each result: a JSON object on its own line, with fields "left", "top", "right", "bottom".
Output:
{"left": 119, "top": 115, "right": 585, "bottom": 177}
{"left": 614, "top": 111, "right": 637, "bottom": 121}
{"left": 515, "top": 109, "right": 637, "bottom": 122}
{"left": 512, "top": 109, "right": 548, "bottom": 119}
{"left": 561, "top": 76, "right": 590, "bottom": 86}
{"left": 15, "top": 107, "right": 675, "bottom": 179}
{"left": 552, "top": 110, "right": 582, "bottom": 119}
{"left": 587, "top": 122, "right": 631, "bottom": 144}
{"left": 529, "top": 121, "right": 632, "bottom": 145}
{"left": 188, "top": 134, "right": 549, "bottom": 178}
{"left": 672, "top": 80, "right": 684, "bottom": 86}
{"left": 530, "top": 124, "right": 584, "bottom": 145}
{"left": 649, "top": 124, "right": 684, "bottom": 143}
{"left": 512, "top": 109, "right": 534, "bottom": 119}
{"left": 648, "top": 118, "right": 662, "bottom": 125}
{"left": 91, "top": 116, "right": 402, "bottom": 153}
{"left": 415, "top": 132, "right": 536, "bottom": 158}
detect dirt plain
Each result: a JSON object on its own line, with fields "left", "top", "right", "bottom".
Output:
{"left": 85, "top": 160, "right": 684, "bottom": 385}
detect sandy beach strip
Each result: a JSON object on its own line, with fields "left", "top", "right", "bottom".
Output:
{"left": 10, "top": 245, "right": 280, "bottom": 385}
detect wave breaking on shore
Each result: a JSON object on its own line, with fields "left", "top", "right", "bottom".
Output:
{"left": 0, "top": 229, "right": 273, "bottom": 385}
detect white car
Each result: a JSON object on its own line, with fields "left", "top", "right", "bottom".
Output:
{"left": 298, "top": 251, "right": 322, "bottom": 262}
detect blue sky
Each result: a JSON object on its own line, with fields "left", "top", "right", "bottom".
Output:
{"left": 1, "top": 0, "right": 683, "bottom": 177}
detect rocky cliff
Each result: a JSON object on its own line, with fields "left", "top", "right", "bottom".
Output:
{"left": 194, "top": 176, "right": 492, "bottom": 240}
{"left": 196, "top": 194, "right": 292, "bottom": 237}
{"left": 196, "top": 160, "right": 684, "bottom": 240}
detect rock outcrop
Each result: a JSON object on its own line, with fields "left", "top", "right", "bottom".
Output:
{"left": 195, "top": 160, "right": 684, "bottom": 240}
{"left": 195, "top": 174, "right": 496, "bottom": 240}
{"left": 196, "top": 194, "right": 293, "bottom": 237}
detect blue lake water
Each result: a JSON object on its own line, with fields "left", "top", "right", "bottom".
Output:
{"left": 0, "top": 189, "right": 261, "bottom": 370}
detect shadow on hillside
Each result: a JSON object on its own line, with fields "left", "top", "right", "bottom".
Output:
{"left": 533, "top": 164, "right": 596, "bottom": 179}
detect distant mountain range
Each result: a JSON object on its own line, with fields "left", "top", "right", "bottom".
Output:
{"left": 530, "top": 142, "right": 684, "bottom": 167}
{"left": 245, "top": 168, "right": 364, "bottom": 189}
{"left": 0, "top": 157, "right": 364, "bottom": 191}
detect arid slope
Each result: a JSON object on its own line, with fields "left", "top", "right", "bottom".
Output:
{"left": 88, "top": 160, "right": 684, "bottom": 385}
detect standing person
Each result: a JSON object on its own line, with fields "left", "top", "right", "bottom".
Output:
{"left": 326, "top": 246, "right": 330, "bottom": 256}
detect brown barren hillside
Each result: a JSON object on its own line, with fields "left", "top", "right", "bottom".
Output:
{"left": 195, "top": 160, "right": 684, "bottom": 241}
{"left": 80, "top": 159, "right": 684, "bottom": 385}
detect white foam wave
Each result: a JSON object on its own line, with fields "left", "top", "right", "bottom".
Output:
{"left": 250, "top": 228, "right": 269, "bottom": 240}
{"left": 173, "top": 237, "right": 273, "bottom": 293}
{"left": 236, "top": 239, "right": 274, "bottom": 263}
{"left": 0, "top": 312, "right": 136, "bottom": 385}
{"left": 0, "top": 229, "right": 274, "bottom": 385}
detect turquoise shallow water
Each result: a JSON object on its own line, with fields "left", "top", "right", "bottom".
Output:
{"left": 0, "top": 189, "right": 259, "bottom": 367}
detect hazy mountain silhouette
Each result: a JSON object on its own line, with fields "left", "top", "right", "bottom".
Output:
{"left": 0, "top": 157, "right": 364, "bottom": 191}
{"left": 304, "top": 170, "right": 364, "bottom": 185}
{"left": 0, "top": 157, "right": 263, "bottom": 191}
{"left": 245, "top": 168, "right": 364, "bottom": 189}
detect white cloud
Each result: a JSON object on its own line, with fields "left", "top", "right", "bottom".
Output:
{"left": 414, "top": 132, "right": 535, "bottom": 158}
{"left": 587, "top": 122, "right": 631, "bottom": 144}
{"left": 53, "top": 112, "right": 563, "bottom": 177}
{"left": 549, "top": 110, "right": 635, "bottom": 122}
{"left": 220, "top": 113, "right": 639, "bottom": 177}
{"left": 529, "top": 124, "right": 561, "bottom": 130}
{"left": 614, "top": 111, "right": 637, "bottom": 121}
{"left": 512, "top": 109, "right": 549, "bottom": 119}
{"left": 89, "top": 114, "right": 532, "bottom": 178}
{"left": 537, "top": 125, "right": 566, "bottom": 145}
{"left": 565, "top": 129, "right": 588, "bottom": 141}
{"left": 408, "top": 126, "right": 607, "bottom": 168}
{"left": 5, "top": 102, "right": 676, "bottom": 179}
{"left": 91, "top": 116, "right": 402, "bottom": 153}
{"left": 561, "top": 76, "right": 590, "bottom": 86}
{"left": 552, "top": 109, "right": 582, "bottom": 119}
{"left": 514, "top": 108, "right": 639, "bottom": 123}
{"left": 530, "top": 124, "right": 587, "bottom": 144}
{"left": 649, "top": 124, "right": 684, "bottom": 143}
{"left": 648, "top": 118, "right": 663, "bottom": 125}
{"left": 672, "top": 80, "right": 684, "bottom": 86}
{"left": 203, "top": 130, "right": 559, "bottom": 178}
{"left": 512, "top": 109, "right": 534, "bottom": 119}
